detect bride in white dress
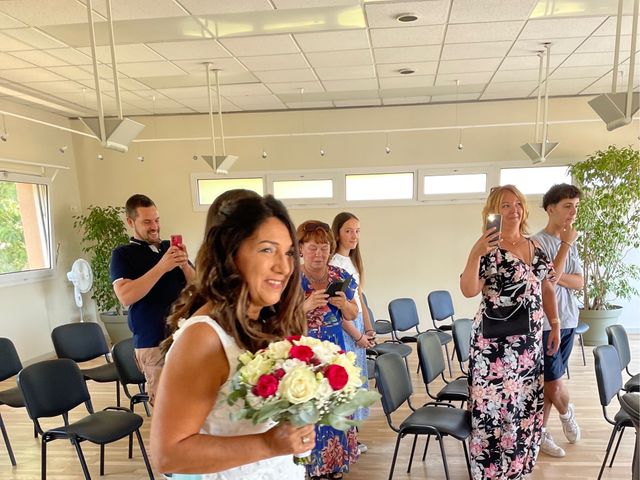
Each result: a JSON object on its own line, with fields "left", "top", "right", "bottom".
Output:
{"left": 150, "top": 194, "right": 314, "bottom": 479}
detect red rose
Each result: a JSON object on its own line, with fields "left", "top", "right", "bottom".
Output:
{"left": 255, "top": 374, "right": 279, "bottom": 398}
{"left": 324, "top": 364, "right": 349, "bottom": 391}
{"left": 273, "top": 368, "right": 286, "bottom": 379}
{"left": 286, "top": 335, "right": 301, "bottom": 342}
{"left": 289, "top": 345, "right": 314, "bottom": 363}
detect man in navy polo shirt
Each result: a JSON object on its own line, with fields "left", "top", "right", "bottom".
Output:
{"left": 110, "top": 194, "right": 194, "bottom": 405}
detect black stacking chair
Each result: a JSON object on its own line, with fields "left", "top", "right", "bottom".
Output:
{"left": 374, "top": 352, "right": 471, "bottom": 480}
{"left": 112, "top": 338, "right": 151, "bottom": 417}
{"left": 17, "top": 358, "right": 154, "bottom": 480}
{"left": 0, "top": 338, "right": 30, "bottom": 466}
{"left": 364, "top": 303, "right": 413, "bottom": 372}
{"left": 574, "top": 321, "right": 589, "bottom": 366}
{"left": 606, "top": 324, "right": 640, "bottom": 392}
{"left": 619, "top": 392, "right": 639, "bottom": 480}
{"left": 593, "top": 345, "right": 633, "bottom": 480}
{"left": 451, "top": 318, "right": 472, "bottom": 376}
{"left": 417, "top": 332, "right": 468, "bottom": 407}
{"left": 51, "top": 322, "right": 120, "bottom": 406}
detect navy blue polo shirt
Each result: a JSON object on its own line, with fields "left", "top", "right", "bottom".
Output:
{"left": 110, "top": 238, "right": 188, "bottom": 348}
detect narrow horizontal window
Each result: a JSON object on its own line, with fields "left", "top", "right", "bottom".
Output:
{"left": 423, "top": 173, "right": 486, "bottom": 195}
{"left": 197, "top": 178, "right": 264, "bottom": 205}
{"left": 500, "top": 166, "right": 571, "bottom": 194}
{"left": 346, "top": 173, "right": 414, "bottom": 201}
{"left": 273, "top": 179, "right": 333, "bottom": 200}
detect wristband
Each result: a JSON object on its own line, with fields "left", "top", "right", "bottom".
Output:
{"left": 560, "top": 240, "right": 572, "bottom": 247}
{"left": 549, "top": 318, "right": 560, "bottom": 326}
{"left": 355, "top": 334, "right": 364, "bottom": 342}
{"left": 365, "top": 329, "right": 375, "bottom": 334}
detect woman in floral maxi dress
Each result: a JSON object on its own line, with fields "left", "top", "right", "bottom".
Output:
{"left": 460, "top": 185, "right": 561, "bottom": 479}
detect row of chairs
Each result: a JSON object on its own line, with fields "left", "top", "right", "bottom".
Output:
{"left": 0, "top": 323, "right": 153, "bottom": 479}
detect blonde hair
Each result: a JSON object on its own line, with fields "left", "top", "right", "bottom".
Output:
{"left": 482, "top": 185, "right": 530, "bottom": 236}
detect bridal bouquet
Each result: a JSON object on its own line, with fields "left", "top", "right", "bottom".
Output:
{"left": 227, "top": 335, "right": 379, "bottom": 445}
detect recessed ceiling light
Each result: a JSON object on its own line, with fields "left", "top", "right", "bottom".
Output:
{"left": 398, "top": 68, "right": 415, "bottom": 75}
{"left": 396, "top": 13, "right": 418, "bottom": 23}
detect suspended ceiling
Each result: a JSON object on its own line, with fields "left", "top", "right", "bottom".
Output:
{"left": 0, "top": 0, "right": 638, "bottom": 118}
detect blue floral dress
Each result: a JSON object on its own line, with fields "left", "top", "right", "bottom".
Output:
{"left": 468, "top": 245, "right": 554, "bottom": 480}
{"left": 302, "top": 265, "right": 359, "bottom": 477}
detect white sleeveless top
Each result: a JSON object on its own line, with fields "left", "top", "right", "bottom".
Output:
{"left": 167, "top": 316, "right": 305, "bottom": 480}
{"left": 329, "top": 253, "right": 362, "bottom": 312}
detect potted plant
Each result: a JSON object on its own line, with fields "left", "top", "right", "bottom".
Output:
{"left": 73, "top": 205, "right": 132, "bottom": 344}
{"left": 570, "top": 145, "right": 640, "bottom": 345}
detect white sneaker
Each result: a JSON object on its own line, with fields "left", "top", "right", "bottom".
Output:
{"left": 358, "top": 442, "right": 368, "bottom": 454}
{"left": 560, "top": 403, "right": 580, "bottom": 443}
{"left": 540, "top": 429, "right": 566, "bottom": 458}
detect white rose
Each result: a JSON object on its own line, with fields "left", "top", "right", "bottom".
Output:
{"left": 281, "top": 358, "right": 306, "bottom": 373}
{"left": 266, "top": 340, "right": 292, "bottom": 360}
{"left": 279, "top": 366, "right": 318, "bottom": 404}
{"left": 238, "top": 351, "right": 254, "bottom": 366}
{"left": 296, "top": 336, "right": 322, "bottom": 347}
{"left": 240, "top": 354, "right": 274, "bottom": 385}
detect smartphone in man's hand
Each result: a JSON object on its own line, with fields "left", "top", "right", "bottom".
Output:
{"left": 170, "top": 234, "right": 183, "bottom": 247}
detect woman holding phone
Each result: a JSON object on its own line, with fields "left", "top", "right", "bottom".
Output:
{"left": 298, "top": 220, "right": 359, "bottom": 480}
{"left": 330, "top": 213, "right": 374, "bottom": 447}
{"left": 460, "top": 185, "right": 561, "bottom": 480}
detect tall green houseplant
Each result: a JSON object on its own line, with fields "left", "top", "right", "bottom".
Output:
{"left": 73, "top": 205, "right": 129, "bottom": 315}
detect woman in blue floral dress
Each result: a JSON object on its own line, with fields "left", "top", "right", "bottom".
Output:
{"left": 460, "top": 185, "right": 561, "bottom": 479}
{"left": 297, "top": 220, "right": 360, "bottom": 480}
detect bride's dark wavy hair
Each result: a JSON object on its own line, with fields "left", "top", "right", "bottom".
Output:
{"left": 162, "top": 195, "right": 306, "bottom": 354}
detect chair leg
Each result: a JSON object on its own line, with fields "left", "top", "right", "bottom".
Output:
{"left": 407, "top": 434, "right": 418, "bottom": 473}
{"left": 129, "top": 433, "right": 133, "bottom": 459}
{"left": 41, "top": 437, "right": 47, "bottom": 480}
{"left": 421, "top": 434, "right": 431, "bottom": 461}
{"left": 33, "top": 422, "right": 38, "bottom": 439}
{"left": 462, "top": 439, "right": 471, "bottom": 479}
{"left": 444, "top": 344, "right": 452, "bottom": 377}
{"left": 579, "top": 334, "right": 586, "bottom": 366}
{"left": 70, "top": 437, "right": 92, "bottom": 480}
{"left": 437, "top": 434, "right": 451, "bottom": 480}
{"left": 116, "top": 381, "right": 121, "bottom": 407}
{"left": 388, "top": 434, "right": 403, "bottom": 480}
{"left": 608, "top": 426, "right": 626, "bottom": 467}
{"left": 598, "top": 425, "right": 621, "bottom": 480}
{"left": 135, "top": 428, "right": 156, "bottom": 480}
{"left": 0, "top": 412, "right": 16, "bottom": 466}
{"left": 100, "top": 444, "right": 105, "bottom": 476}
{"left": 566, "top": 364, "right": 571, "bottom": 379}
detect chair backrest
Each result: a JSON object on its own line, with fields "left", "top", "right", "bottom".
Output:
{"left": 112, "top": 337, "right": 145, "bottom": 386}
{"left": 427, "top": 290, "right": 455, "bottom": 322}
{"left": 452, "top": 318, "right": 472, "bottom": 364}
{"left": 18, "top": 359, "right": 91, "bottom": 420}
{"left": 388, "top": 298, "right": 420, "bottom": 332}
{"left": 417, "top": 332, "right": 445, "bottom": 384}
{"left": 606, "top": 324, "right": 631, "bottom": 371}
{"left": 594, "top": 345, "right": 623, "bottom": 408}
{"left": 0, "top": 338, "right": 23, "bottom": 382}
{"left": 51, "top": 322, "right": 109, "bottom": 362}
{"left": 374, "top": 353, "right": 412, "bottom": 415}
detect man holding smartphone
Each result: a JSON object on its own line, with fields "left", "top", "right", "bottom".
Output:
{"left": 532, "top": 184, "right": 583, "bottom": 458}
{"left": 110, "top": 194, "right": 195, "bottom": 405}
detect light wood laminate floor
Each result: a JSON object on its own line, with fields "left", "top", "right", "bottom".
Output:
{"left": 0, "top": 335, "right": 637, "bottom": 479}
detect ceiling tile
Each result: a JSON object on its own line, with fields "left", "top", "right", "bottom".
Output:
{"left": 576, "top": 35, "right": 633, "bottom": 53}
{"left": 442, "top": 41, "right": 512, "bottom": 60}
{"left": 435, "top": 71, "right": 494, "bottom": 85}
{"left": 377, "top": 62, "right": 438, "bottom": 77}
{"left": 481, "top": 80, "right": 539, "bottom": 99}
{"left": 285, "top": 100, "right": 334, "bottom": 109}
{"left": 294, "top": 30, "right": 369, "bottom": 53}
{"left": 322, "top": 78, "right": 378, "bottom": 91}
{"left": 177, "top": 0, "right": 273, "bottom": 15}
{"left": 537, "top": 77, "right": 597, "bottom": 95}
{"left": 562, "top": 51, "right": 618, "bottom": 67}
{"left": 509, "top": 37, "right": 585, "bottom": 56}
{"left": 438, "top": 58, "right": 502, "bottom": 74}
{"left": 119, "top": 78, "right": 152, "bottom": 90}
{"left": 117, "top": 61, "right": 186, "bottom": 78}
{"left": 333, "top": 98, "right": 381, "bottom": 107}
{"left": 266, "top": 81, "right": 324, "bottom": 94}
{"left": 306, "top": 49, "right": 372, "bottom": 68}
{"left": 370, "top": 25, "right": 444, "bottom": 48}
{"left": 176, "top": 97, "right": 240, "bottom": 112}
{"left": 520, "top": 17, "right": 607, "bottom": 40}
{"left": 445, "top": 21, "right": 523, "bottom": 43}
{"left": 365, "top": 0, "right": 449, "bottom": 28}
{"left": 594, "top": 15, "right": 640, "bottom": 36}
{"left": 0, "top": 0, "right": 95, "bottom": 26}
{"left": 45, "top": 48, "right": 92, "bottom": 65}
{"left": 4, "top": 28, "right": 67, "bottom": 49}
{"left": 146, "top": 39, "right": 230, "bottom": 60}
{"left": 215, "top": 83, "right": 270, "bottom": 96}
{"left": 78, "top": 44, "right": 164, "bottom": 63}
{"left": 0, "top": 67, "right": 65, "bottom": 83}
{"left": 226, "top": 94, "right": 285, "bottom": 109}
{"left": 86, "top": 0, "right": 189, "bottom": 20}
{"left": 450, "top": 0, "right": 538, "bottom": 23}
{"left": 378, "top": 75, "right": 434, "bottom": 89}
{"left": 430, "top": 93, "right": 481, "bottom": 102}
{"left": 491, "top": 68, "right": 541, "bottom": 83}
{"left": 220, "top": 35, "right": 299, "bottom": 56}
{"left": 173, "top": 58, "right": 247, "bottom": 75}
{"left": 272, "top": 0, "right": 355, "bottom": 9}
{"left": 0, "top": 52, "right": 35, "bottom": 69}
{"left": 156, "top": 86, "right": 209, "bottom": 99}
{"left": 10, "top": 50, "right": 70, "bottom": 67}
{"left": 499, "top": 53, "right": 565, "bottom": 70}
{"left": 314, "top": 64, "right": 376, "bottom": 81}
{"left": 47, "top": 65, "right": 94, "bottom": 80}
{"left": 239, "top": 53, "right": 308, "bottom": 71}
{"left": 254, "top": 68, "right": 317, "bottom": 83}
{"left": 551, "top": 65, "right": 611, "bottom": 79}
{"left": 22, "top": 80, "right": 86, "bottom": 93}
{"left": 0, "top": 31, "right": 33, "bottom": 51}
{"left": 0, "top": 11, "right": 25, "bottom": 28}
{"left": 382, "top": 96, "right": 429, "bottom": 105}
{"left": 374, "top": 45, "right": 440, "bottom": 64}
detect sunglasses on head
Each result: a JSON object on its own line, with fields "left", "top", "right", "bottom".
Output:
{"left": 302, "top": 221, "right": 330, "bottom": 232}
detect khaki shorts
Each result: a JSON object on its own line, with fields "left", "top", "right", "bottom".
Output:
{"left": 134, "top": 346, "right": 165, "bottom": 406}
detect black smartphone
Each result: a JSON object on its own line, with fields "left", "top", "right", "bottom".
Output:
{"left": 485, "top": 213, "right": 501, "bottom": 245}
{"left": 325, "top": 274, "right": 353, "bottom": 297}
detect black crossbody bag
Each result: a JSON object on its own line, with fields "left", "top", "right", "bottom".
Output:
{"left": 482, "top": 240, "right": 533, "bottom": 339}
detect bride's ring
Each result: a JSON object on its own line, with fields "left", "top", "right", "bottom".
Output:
{"left": 301, "top": 436, "right": 309, "bottom": 444}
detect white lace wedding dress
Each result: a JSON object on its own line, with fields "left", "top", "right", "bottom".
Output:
{"left": 167, "top": 316, "right": 305, "bottom": 480}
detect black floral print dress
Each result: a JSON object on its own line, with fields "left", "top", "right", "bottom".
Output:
{"left": 468, "top": 243, "right": 554, "bottom": 479}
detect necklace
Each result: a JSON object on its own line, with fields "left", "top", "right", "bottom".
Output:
{"left": 303, "top": 266, "right": 328, "bottom": 284}
{"left": 501, "top": 236, "right": 525, "bottom": 246}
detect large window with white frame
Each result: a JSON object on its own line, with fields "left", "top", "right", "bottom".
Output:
{"left": 191, "top": 174, "right": 264, "bottom": 211}
{"left": 270, "top": 173, "right": 335, "bottom": 204}
{"left": 500, "top": 166, "right": 571, "bottom": 194}
{"left": 345, "top": 172, "right": 414, "bottom": 201}
{"left": 0, "top": 172, "right": 54, "bottom": 283}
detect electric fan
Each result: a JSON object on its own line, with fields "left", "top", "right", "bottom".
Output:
{"left": 67, "top": 259, "right": 93, "bottom": 322}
